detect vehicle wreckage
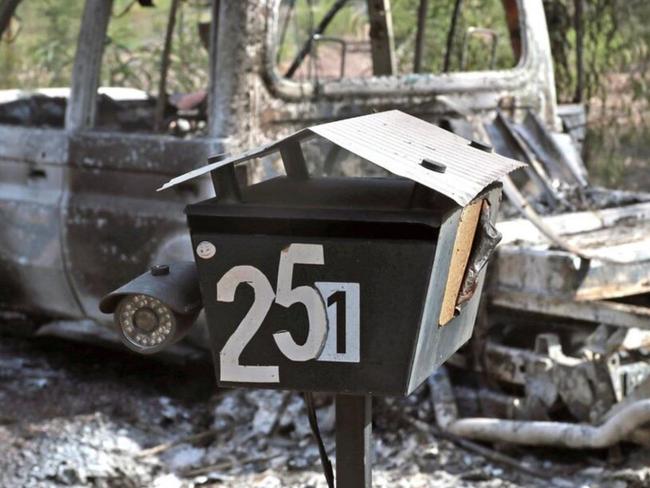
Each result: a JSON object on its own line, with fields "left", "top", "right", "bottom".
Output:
{"left": 1, "top": 0, "right": 650, "bottom": 452}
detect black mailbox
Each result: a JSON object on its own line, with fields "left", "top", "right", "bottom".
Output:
{"left": 161, "top": 111, "right": 523, "bottom": 396}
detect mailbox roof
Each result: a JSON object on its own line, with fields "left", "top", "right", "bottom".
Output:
{"left": 160, "top": 110, "right": 524, "bottom": 206}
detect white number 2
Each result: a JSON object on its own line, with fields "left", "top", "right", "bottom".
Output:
{"left": 217, "top": 244, "right": 327, "bottom": 383}
{"left": 217, "top": 266, "right": 278, "bottom": 383}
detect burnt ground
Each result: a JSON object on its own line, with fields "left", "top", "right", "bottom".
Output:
{"left": 0, "top": 331, "right": 649, "bottom": 488}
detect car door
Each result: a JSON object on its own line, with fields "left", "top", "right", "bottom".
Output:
{"left": 0, "top": 1, "right": 82, "bottom": 319}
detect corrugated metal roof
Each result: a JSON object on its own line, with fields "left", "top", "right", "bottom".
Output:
{"left": 158, "top": 138, "right": 293, "bottom": 192}
{"left": 159, "top": 110, "right": 525, "bottom": 206}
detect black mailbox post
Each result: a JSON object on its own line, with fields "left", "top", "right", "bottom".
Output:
{"left": 157, "top": 111, "right": 523, "bottom": 485}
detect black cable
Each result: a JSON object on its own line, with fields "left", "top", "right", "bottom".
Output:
{"left": 114, "top": 0, "right": 138, "bottom": 18}
{"left": 283, "top": 0, "right": 349, "bottom": 79}
{"left": 303, "top": 392, "right": 335, "bottom": 488}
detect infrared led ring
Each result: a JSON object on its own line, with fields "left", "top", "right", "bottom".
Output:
{"left": 114, "top": 294, "right": 176, "bottom": 353}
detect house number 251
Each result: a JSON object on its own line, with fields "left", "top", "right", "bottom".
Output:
{"left": 216, "top": 243, "right": 360, "bottom": 383}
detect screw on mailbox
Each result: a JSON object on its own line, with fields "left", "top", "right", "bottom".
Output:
{"left": 421, "top": 158, "right": 447, "bottom": 173}
{"left": 100, "top": 111, "right": 524, "bottom": 487}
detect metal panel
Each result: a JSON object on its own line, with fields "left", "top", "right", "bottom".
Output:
{"left": 493, "top": 246, "right": 650, "bottom": 301}
{"left": 0, "top": 125, "right": 68, "bottom": 165}
{"left": 192, "top": 228, "right": 433, "bottom": 395}
{"left": 0, "top": 125, "right": 80, "bottom": 317}
{"left": 65, "top": 0, "right": 113, "bottom": 131}
{"left": 497, "top": 201, "right": 650, "bottom": 248}
{"left": 493, "top": 200, "right": 650, "bottom": 301}
{"left": 68, "top": 132, "right": 213, "bottom": 175}
{"left": 492, "top": 291, "right": 650, "bottom": 330}
{"left": 366, "top": 0, "right": 396, "bottom": 76}
{"left": 407, "top": 186, "right": 502, "bottom": 392}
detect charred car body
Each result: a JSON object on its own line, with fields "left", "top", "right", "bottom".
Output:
{"left": 1, "top": 0, "right": 650, "bottom": 448}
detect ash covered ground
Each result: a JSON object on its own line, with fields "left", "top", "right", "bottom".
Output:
{"left": 1, "top": 332, "right": 649, "bottom": 488}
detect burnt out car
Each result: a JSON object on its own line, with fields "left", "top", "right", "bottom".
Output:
{"left": 2, "top": 0, "right": 650, "bottom": 445}
{"left": 0, "top": 0, "right": 551, "bottom": 335}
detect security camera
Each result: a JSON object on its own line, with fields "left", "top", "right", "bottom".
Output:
{"left": 100, "top": 262, "right": 202, "bottom": 354}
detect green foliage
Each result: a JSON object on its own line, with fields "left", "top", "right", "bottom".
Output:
{"left": 0, "top": 0, "right": 210, "bottom": 94}
{"left": 390, "top": 0, "right": 516, "bottom": 73}
{"left": 0, "top": 0, "right": 84, "bottom": 89}
{"left": 544, "top": 1, "right": 650, "bottom": 187}
{"left": 544, "top": 0, "right": 650, "bottom": 104}
{"left": 101, "top": 0, "right": 209, "bottom": 94}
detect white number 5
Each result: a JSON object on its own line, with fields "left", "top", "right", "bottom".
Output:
{"left": 274, "top": 244, "right": 327, "bottom": 361}
{"left": 217, "top": 244, "right": 328, "bottom": 383}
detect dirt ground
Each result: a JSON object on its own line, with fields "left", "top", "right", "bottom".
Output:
{"left": 1, "top": 331, "right": 649, "bottom": 488}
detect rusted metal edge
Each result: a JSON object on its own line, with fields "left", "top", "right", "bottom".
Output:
{"left": 429, "top": 365, "right": 650, "bottom": 448}
{"left": 498, "top": 201, "right": 650, "bottom": 246}
{"left": 491, "top": 290, "right": 650, "bottom": 330}
{"left": 501, "top": 176, "right": 627, "bottom": 264}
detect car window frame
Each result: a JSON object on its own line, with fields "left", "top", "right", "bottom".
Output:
{"left": 264, "top": 0, "right": 532, "bottom": 101}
